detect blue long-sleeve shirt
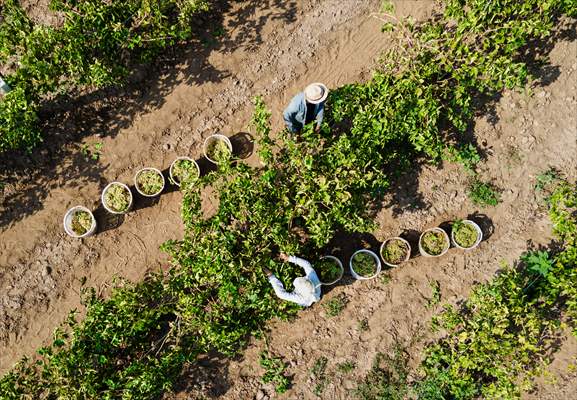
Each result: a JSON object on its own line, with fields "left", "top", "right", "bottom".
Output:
{"left": 268, "top": 256, "right": 321, "bottom": 307}
{"left": 283, "top": 92, "right": 325, "bottom": 133}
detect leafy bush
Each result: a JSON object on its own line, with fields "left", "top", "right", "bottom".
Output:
{"left": 354, "top": 183, "right": 577, "bottom": 400}
{"left": 355, "top": 346, "right": 411, "bottom": 400}
{"left": 2, "top": 0, "right": 576, "bottom": 398}
{"left": 420, "top": 183, "right": 577, "bottom": 399}
{"left": 0, "top": 0, "right": 211, "bottom": 152}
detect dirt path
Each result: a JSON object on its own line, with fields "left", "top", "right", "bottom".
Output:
{"left": 0, "top": 0, "right": 428, "bottom": 374}
{"left": 168, "top": 17, "right": 577, "bottom": 400}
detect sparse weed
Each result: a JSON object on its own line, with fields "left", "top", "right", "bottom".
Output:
{"left": 358, "top": 318, "right": 369, "bottom": 332}
{"left": 381, "top": 0, "right": 394, "bottom": 13}
{"left": 535, "top": 167, "right": 561, "bottom": 201}
{"left": 337, "top": 361, "right": 355, "bottom": 374}
{"left": 323, "top": 294, "right": 348, "bottom": 317}
{"left": 259, "top": 350, "right": 291, "bottom": 394}
{"left": 380, "top": 273, "right": 391, "bottom": 286}
{"left": 311, "top": 356, "right": 329, "bottom": 396}
{"left": 467, "top": 179, "right": 500, "bottom": 207}
{"left": 446, "top": 144, "right": 481, "bottom": 174}
{"left": 426, "top": 280, "right": 441, "bottom": 309}
{"left": 80, "top": 142, "right": 103, "bottom": 161}
{"left": 355, "top": 345, "right": 410, "bottom": 400}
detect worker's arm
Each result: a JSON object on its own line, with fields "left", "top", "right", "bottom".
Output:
{"left": 268, "top": 274, "right": 305, "bottom": 305}
{"left": 283, "top": 93, "right": 305, "bottom": 133}
{"left": 315, "top": 103, "right": 325, "bottom": 129}
{"left": 283, "top": 106, "right": 297, "bottom": 133}
{"left": 288, "top": 255, "right": 315, "bottom": 277}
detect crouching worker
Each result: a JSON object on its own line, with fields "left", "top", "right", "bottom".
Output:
{"left": 263, "top": 253, "right": 321, "bottom": 307}
{"left": 283, "top": 82, "right": 329, "bottom": 134}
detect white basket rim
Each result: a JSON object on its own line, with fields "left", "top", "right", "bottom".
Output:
{"left": 418, "top": 227, "right": 450, "bottom": 257}
{"left": 380, "top": 236, "right": 411, "bottom": 267}
{"left": 63, "top": 205, "right": 96, "bottom": 238}
{"left": 349, "top": 249, "right": 381, "bottom": 280}
{"left": 134, "top": 167, "right": 165, "bottom": 197}
{"left": 450, "top": 219, "right": 483, "bottom": 250}
{"left": 318, "top": 255, "right": 344, "bottom": 285}
{"left": 101, "top": 182, "right": 133, "bottom": 214}
{"left": 169, "top": 156, "right": 200, "bottom": 186}
{"left": 203, "top": 134, "right": 233, "bottom": 164}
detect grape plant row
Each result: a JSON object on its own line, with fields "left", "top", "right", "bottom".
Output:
{"left": 1, "top": 0, "right": 576, "bottom": 398}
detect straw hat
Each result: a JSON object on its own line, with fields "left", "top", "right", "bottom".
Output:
{"left": 304, "top": 83, "right": 329, "bottom": 104}
{"left": 294, "top": 277, "right": 315, "bottom": 296}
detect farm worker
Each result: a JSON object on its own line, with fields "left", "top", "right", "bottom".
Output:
{"left": 283, "top": 82, "right": 329, "bottom": 133}
{"left": 263, "top": 253, "right": 321, "bottom": 307}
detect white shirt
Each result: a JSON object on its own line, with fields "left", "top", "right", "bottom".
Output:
{"left": 268, "top": 256, "right": 322, "bottom": 307}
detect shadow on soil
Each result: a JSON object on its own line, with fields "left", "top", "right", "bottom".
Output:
{"left": 383, "top": 163, "right": 431, "bottom": 217}
{"left": 0, "top": 0, "right": 296, "bottom": 229}
{"left": 172, "top": 351, "right": 234, "bottom": 397}
{"left": 453, "top": 17, "right": 577, "bottom": 165}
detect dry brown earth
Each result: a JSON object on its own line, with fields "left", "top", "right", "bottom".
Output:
{"left": 1, "top": 1, "right": 576, "bottom": 399}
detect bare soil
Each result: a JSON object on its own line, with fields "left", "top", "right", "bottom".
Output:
{"left": 1, "top": 1, "right": 576, "bottom": 400}
{"left": 0, "top": 0, "right": 393, "bottom": 374}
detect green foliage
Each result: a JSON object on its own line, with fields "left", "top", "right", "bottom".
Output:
{"left": 381, "top": 238, "right": 410, "bottom": 265}
{"left": 351, "top": 252, "right": 379, "bottom": 277}
{"left": 0, "top": 0, "right": 211, "bottom": 152}
{"left": 380, "top": 0, "right": 395, "bottom": 14}
{"left": 426, "top": 280, "right": 441, "bottom": 309}
{"left": 380, "top": 273, "right": 392, "bottom": 286}
{"left": 323, "top": 294, "right": 348, "bottom": 317}
{"left": 358, "top": 318, "right": 370, "bottom": 332}
{"left": 205, "top": 138, "right": 232, "bottom": 162}
{"left": 0, "top": 276, "right": 183, "bottom": 399}
{"left": 70, "top": 210, "right": 93, "bottom": 236}
{"left": 136, "top": 169, "right": 164, "bottom": 195}
{"left": 259, "top": 351, "right": 291, "bottom": 394}
{"left": 420, "top": 230, "right": 448, "bottom": 256}
{"left": 337, "top": 360, "right": 356, "bottom": 374}
{"left": 535, "top": 167, "right": 562, "bottom": 203}
{"left": 420, "top": 183, "right": 577, "bottom": 399}
{"left": 353, "top": 184, "right": 577, "bottom": 400}
{"left": 3, "top": 0, "right": 576, "bottom": 398}
{"left": 0, "top": 86, "right": 41, "bottom": 152}
{"left": 445, "top": 144, "right": 481, "bottom": 174}
{"left": 103, "top": 183, "right": 131, "bottom": 212}
{"left": 317, "top": 257, "right": 343, "bottom": 284}
{"left": 311, "top": 356, "right": 329, "bottom": 396}
{"left": 452, "top": 220, "right": 479, "bottom": 248}
{"left": 535, "top": 168, "right": 560, "bottom": 192}
{"left": 171, "top": 159, "right": 199, "bottom": 185}
{"left": 467, "top": 179, "right": 501, "bottom": 207}
{"left": 81, "top": 142, "right": 103, "bottom": 161}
